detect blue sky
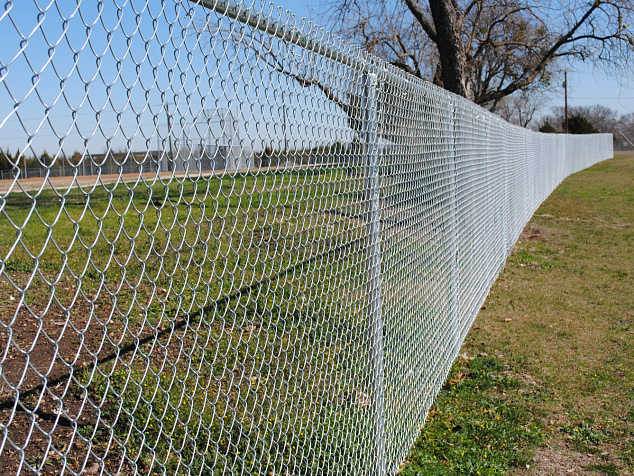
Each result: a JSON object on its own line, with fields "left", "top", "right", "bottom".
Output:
{"left": 559, "top": 71, "right": 633, "bottom": 117}
{"left": 0, "top": 0, "right": 354, "bottom": 158}
{"left": 1, "top": 0, "right": 631, "bottom": 159}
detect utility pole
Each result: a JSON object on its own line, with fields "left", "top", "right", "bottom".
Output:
{"left": 165, "top": 102, "right": 175, "bottom": 172}
{"left": 282, "top": 91, "right": 288, "bottom": 155}
{"left": 156, "top": 134, "right": 160, "bottom": 172}
{"left": 563, "top": 71, "right": 569, "bottom": 133}
{"left": 620, "top": 130, "right": 634, "bottom": 149}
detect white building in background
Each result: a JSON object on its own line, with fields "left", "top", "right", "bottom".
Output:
{"left": 190, "top": 143, "right": 250, "bottom": 172}
{"left": 162, "top": 107, "right": 252, "bottom": 173}
{"left": 201, "top": 143, "right": 250, "bottom": 171}
{"left": 167, "top": 143, "right": 251, "bottom": 173}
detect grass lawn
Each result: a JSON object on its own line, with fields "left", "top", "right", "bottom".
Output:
{"left": 402, "top": 151, "right": 634, "bottom": 475}
{"left": 0, "top": 168, "right": 378, "bottom": 474}
{"left": 1, "top": 151, "right": 629, "bottom": 474}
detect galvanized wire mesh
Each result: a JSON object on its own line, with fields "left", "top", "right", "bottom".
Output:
{"left": 0, "top": 0, "right": 613, "bottom": 474}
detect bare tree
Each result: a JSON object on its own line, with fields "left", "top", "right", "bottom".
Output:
{"left": 328, "top": 0, "right": 634, "bottom": 110}
{"left": 219, "top": 28, "right": 367, "bottom": 133}
{"left": 497, "top": 89, "right": 547, "bottom": 127}
{"left": 196, "top": 0, "right": 631, "bottom": 143}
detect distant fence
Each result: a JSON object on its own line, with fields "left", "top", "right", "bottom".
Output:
{"left": 0, "top": 0, "right": 612, "bottom": 475}
{"left": 0, "top": 147, "right": 254, "bottom": 181}
{"left": 0, "top": 161, "right": 157, "bottom": 181}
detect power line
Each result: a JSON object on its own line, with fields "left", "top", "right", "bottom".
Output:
{"left": 569, "top": 96, "right": 634, "bottom": 100}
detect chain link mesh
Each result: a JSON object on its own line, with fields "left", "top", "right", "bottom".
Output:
{"left": 0, "top": 0, "right": 613, "bottom": 474}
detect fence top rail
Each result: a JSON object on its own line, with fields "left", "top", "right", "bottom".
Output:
{"left": 191, "top": 0, "right": 475, "bottom": 110}
{"left": 191, "top": 1, "right": 616, "bottom": 139}
{"left": 193, "top": 0, "right": 372, "bottom": 72}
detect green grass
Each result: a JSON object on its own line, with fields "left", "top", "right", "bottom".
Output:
{"left": 2, "top": 162, "right": 456, "bottom": 474}
{"left": 400, "top": 355, "right": 548, "bottom": 475}
{"left": 4, "top": 152, "right": 632, "bottom": 474}
{"left": 0, "top": 167, "right": 366, "bottom": 333}
{"left": 403, "top": 151, "right": 634, "bottom": 475}
{"left": 0, "top": 167, "right": 379, "bottom": 474}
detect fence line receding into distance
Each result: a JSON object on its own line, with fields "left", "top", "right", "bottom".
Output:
{"left": 0, "top": 0, "right": 612, "bottom": 474}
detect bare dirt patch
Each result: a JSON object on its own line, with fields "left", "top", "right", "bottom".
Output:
{"left": 511, "top": 443, "right": 609, "bottom": 475}
{"left": 519, "top": 222, "right": 554, "bottom": 243}
{"left": 0, "top": 273, "right": 125, "bottom": 474}
{"left": 0, "top": 272, "right": 192, "bottom": 474}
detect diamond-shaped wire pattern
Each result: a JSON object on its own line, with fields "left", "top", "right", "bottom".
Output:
{"left": 0, "top": 0, "right": 613, "bottom": 474}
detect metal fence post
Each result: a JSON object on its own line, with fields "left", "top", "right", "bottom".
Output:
{"left": 363, "top": 71, "right": 385, "bottom": 475}
{"left": 450, "top": 98, "right": 459, "bottom": 359}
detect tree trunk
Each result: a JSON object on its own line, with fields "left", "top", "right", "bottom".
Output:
{"left": 428, "top": 0, "right": 470, "bottom": 99}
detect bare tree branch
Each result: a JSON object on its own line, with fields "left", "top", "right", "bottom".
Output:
{"left": 326, "top": 0, "right": 633, "bottom": 109}
{"left": 403, "top": 0, "right": 439, "bottom": 44}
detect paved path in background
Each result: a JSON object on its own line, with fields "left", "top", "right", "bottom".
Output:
{"left": 0, "top": 164, "right": 324, "bottom": 194}
{"left": 0, "top": 172, "right": 183, "bottom": 194}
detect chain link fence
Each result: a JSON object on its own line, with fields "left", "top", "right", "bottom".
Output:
{"left": 0, "top": 0, "right": 612, "bottom": 474}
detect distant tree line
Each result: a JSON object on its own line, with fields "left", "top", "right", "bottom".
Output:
{"left": 254, "top": 142, "right": 364, "bottom": 168}
{"left": 0, "top": 149, "right": 162, "bottom": 176}
{"left": 536, "top": 105, "right": 634, "bottom": 149}
{"left": 0, "top": 149, "right": 85, "bottom": 172}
